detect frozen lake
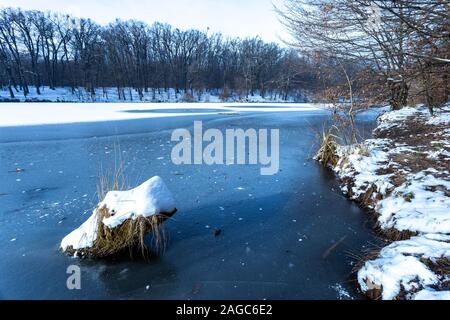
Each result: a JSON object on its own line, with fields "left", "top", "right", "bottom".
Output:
{"left": 0, "top": 106, "right": 380, "bottom": 299}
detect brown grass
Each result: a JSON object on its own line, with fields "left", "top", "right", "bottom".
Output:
{"left": 97, "top": 153, "right": 128, "bottom": 201}
{"left": 374, "top": 114, "right": 450, "bottom": 176}
{"left": 421, "top": 257, "right": 450, "bottom": 276}
{"left": 358, "top": 185, "right": 378, "bottom": 208}
{"left": 89, "top": 205, "right": 176, "bottom": 259}
{"left": 66, "top": 150, "right": 176, "bottom": 259}
{"left": 391, "top": 152, "right": 448, "bottom": 174}
{"left": 377, "top": 227, "right": 418, "bottom": 241}
{"left": 315, "top": 129, "right": 339, "bottom": 167}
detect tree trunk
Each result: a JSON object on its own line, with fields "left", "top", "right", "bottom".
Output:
{"left": 390, "top": 80, "right": 409, "bottom": 110}
{"left": 8, "top": 84, "right": 15, "bottom": 98}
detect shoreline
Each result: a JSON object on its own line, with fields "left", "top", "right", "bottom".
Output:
{"left": 328, "top": 105, "right": 450, "bottom": 300}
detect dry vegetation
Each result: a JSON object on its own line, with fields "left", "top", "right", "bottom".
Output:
{"left": 64, "top": 161, "right": 176, "bottom": 260}
{"left": 315, "top": 128, "right": 339, "bottom": 167}
{"left": 90, "top": 206, "right": 174, "bottom": 259}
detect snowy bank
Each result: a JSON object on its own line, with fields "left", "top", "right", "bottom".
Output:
{"left": 331, "top": 105, "right": 450, "bottom": 300}
{"left": 61, "top": 176, "right": 176, "bottom": 258}
{"left": 358, "top": 234, "right": 450, "bottom": 300}
{"left": 0, "top": 86, "right": 307, "bottom": 103}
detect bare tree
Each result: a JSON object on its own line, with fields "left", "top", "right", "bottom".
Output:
{"left": 277, "top": 0, "right": 449, "bottom": 113}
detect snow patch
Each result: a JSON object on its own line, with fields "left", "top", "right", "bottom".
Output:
{"left": 377, "top": 173, "right": 450, "bottom": 234}
{"left": 358, "top": 234, "right": 450, "bottom": 300}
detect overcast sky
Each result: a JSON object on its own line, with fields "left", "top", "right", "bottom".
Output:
{"left": 0, "top": 0, "right": 291, "bottom": 44}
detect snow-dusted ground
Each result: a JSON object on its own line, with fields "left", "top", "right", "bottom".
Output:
{"left": 0, "top": 86, "right": 307, "bottom": 103}
{"left": 0, "top": 102, "right": 324, "bottom": 127}
{"left": 333, "top": 105, "right": 450, "bottom": 300}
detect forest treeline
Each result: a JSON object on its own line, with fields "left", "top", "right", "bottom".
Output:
{"left": 0, "top": 7, "right": 317, "bottom": 101}
{"left": 2, "top": 2, "right": 448, "bottom": 107}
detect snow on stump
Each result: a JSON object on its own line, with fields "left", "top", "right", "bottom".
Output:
{"left": 61, "top": 176, "right": 177, "bottom": 259}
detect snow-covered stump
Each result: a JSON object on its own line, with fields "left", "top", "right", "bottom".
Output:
{"left": 61, "top": 176, "right": 176, "bottom": 259}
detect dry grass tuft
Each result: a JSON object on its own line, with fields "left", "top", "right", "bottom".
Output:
{"left": 69, "top": 150, "right": 177, "bottom": 260}
{"left": 90, "top": 205, "right": 175, "bottom": 259}
{"left": 97, "top": 154, "right": 128, "bottom": 202}
{"left": 315, "top": 128, "right": 340, "bottom": 167}
{"left": 377, "top": 227, "right": 417, "bottom": 242}
{"left": 91, "top": 161, "right": 176, "bottom": 259}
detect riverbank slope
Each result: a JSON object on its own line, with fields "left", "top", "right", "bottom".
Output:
{"left": 332, "top": 106, "right": 450, "bottom": 300}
